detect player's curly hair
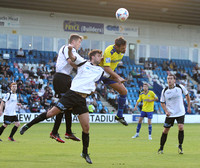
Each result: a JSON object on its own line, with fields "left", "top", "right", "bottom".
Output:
{"left": 115, "top": 36, "right": 126, "bottom": 47}
{"left": 88, "top": 49, "right": 102, "bottom": 60}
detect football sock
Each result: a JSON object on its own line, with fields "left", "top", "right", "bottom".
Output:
{"left": 148, "top": 125, "right": 152, "bottom": 135}
{"left": 160, "top": 132, "right": 168, "bottom": 150}
{"left": 117, "top": 95, "right": 127, "bottom": 118}
{"left": 52, "top": 113, "right": 63, "bottom": 134}
{"left": 178, "top": 130, "right": 184, "bottom": 146}
{"left": 65, "top": 110, "right": 72, "bottom": 134}
{"left": 0, "top": 125, "right": 6, "bottom": 136}
{"left": 82, "top": 132, "right": 89, "bottom": 154}
{"left": 136, "top": 123, "right": 141, "bottom": 133}
{"left": 9, "top": 126, "right": 18, "bottom": 137}
{"left": 27, "top": 112, "right": 47, "bottom": 128}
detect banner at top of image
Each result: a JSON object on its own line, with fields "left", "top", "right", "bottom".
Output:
{"left": 63, "top": 20, "right": 104, "bottom": 34}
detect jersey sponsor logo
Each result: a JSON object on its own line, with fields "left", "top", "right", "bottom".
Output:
{"left": 110, "top": 59, "right": 122, "bottom": 63}
{"left": 106, "top": 58, "right": 111, "bottom": 63}
{"left": 167, "top": 94, "right": 180, "bottom": 101}
{"left": 110, "top": 47, "right": 116, "bottom": 55}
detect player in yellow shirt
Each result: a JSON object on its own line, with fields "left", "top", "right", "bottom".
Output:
{"left": 100, "top": 36, "right": 128, "bottom": 126}
{"left": 132, "top": 83, "right": 158, "bottom": 140}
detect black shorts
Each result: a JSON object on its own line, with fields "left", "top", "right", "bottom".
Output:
{"left": 164, "top": 115, "right": 185, "bottom": 128}
{"left": 56, "top": 90, "right": 88, "bottom": 115}
{"left": 53, "top": 73, "right": 72, "bottom": 98}
{"left": 4, "top": 115, "right": 19, "bottom": 125}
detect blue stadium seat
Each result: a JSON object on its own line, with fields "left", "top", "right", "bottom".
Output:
{"left": 13, "top": 67, "right": 18, "bottom": 73}
{"left": 47, "top": 100, "right": 52, "bottom": 104}
{"left": 26, "top": 94, "right": 31, "bottom": 98}
{"left": 104, "top": 106, "right": 109, "bottom": 113}
{"left": 43, "top": 79, "right": 48, "bottom": 84}
{"left": 98, "top": 103, "right": 103, "bottom": 110}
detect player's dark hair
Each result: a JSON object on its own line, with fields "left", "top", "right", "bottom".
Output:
{"left": 69, "top": 34, "right": 83, "bottom": 43}
{"left": 115, "top": 36, "right": 126, "bottom": 47}
{"left": 168, "top": 74, "right": 176, "bottom": 79}
{"left": 88, "top": 49, "right": 102, "bottom": 60}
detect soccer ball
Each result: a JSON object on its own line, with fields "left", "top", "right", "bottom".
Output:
{"left": 116, "top": 8, "right": 129, "bottom": 21}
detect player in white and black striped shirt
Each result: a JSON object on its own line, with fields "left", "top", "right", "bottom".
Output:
{"left": 20, "top": 47, "right": 118, "bottom": 164}
{"left": 158, "top": 74, "right": 191, "bottom": 154}
{"left": 0, "top": 83, "right": 21, "bottom": 142}
{"left": 50, "top": 34, "right": 83, "bottom": 143}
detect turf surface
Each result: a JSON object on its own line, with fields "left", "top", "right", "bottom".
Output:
{"left": 0, "top": 123, "right": 199, "bottom": 168}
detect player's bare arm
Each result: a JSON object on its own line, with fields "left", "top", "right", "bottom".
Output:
{"left": 185, "top": 94, "right": 191, "bottom": 113}
{"left": 0, "top": 101, "right": 4, "bottom": 116}
{"left": 161, "top": 102, "right": 170, "bottom": 117}
{"left": 17, "top": 103, "right": 22, "bottom": 107}
{"left": 68, "top": 45, "right": 76, "bottom": 62}
{"left": 133, "top": 101, "right": 140, "bottom": 111}
{"left": 67, "top": 59, "right": 77, "bottom": 69}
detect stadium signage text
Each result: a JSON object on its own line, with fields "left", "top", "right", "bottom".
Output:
{"left": 14, "top": 113, "right": 117, "bottom": 123}
{"left": 0, "top": 15, "right": 20, "bottom": 27}
{"left": 1, "top": 114, "right": 199, "bottom": 123}
{"left": 63, "top": 20, "right": 104, "bottom": 34}
{"left": 104, "top": 24, "right": 139, "bottom": 37}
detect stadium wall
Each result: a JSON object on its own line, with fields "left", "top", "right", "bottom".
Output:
{"left": 0, "top": 113, "right": 199, "bottom": 124}
{"left": 1, "top": 7, "right": 200, "bottom": 49}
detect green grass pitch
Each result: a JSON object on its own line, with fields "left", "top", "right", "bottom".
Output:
{"left": 0, "top": 123, "right": 199, "bottom": 168}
